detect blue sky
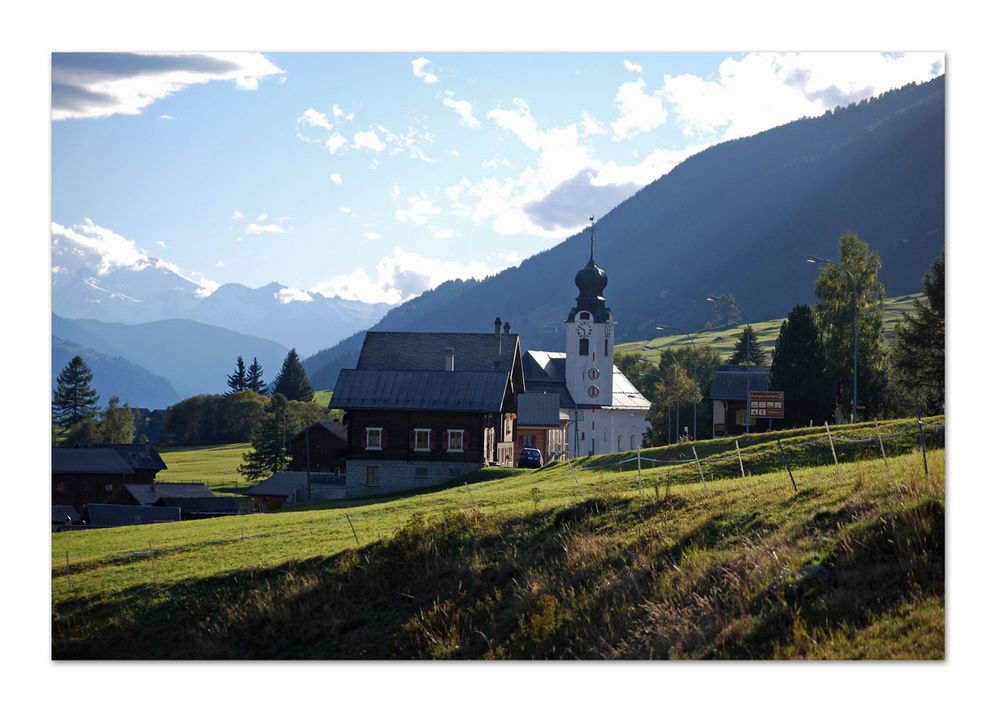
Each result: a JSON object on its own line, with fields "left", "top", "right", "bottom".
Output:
{"left": 51, "top": 51, "right": 944, "bottom": 304}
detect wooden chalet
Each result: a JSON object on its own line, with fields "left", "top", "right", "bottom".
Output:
{"left": 330, "top": 319, "right": 525, "bottom": 497}
{"left": 289, "top": 421, "right": 348, "bottom": 475}
{"left": 710, "top": 365, "right": 772, "bottom": 436}
{"left": 514, "top": 392, "right": 568, "bottom": 464}
{"left": 108, "top": 482, "right": 239, "bottom": 520}
{"left": 52, "top": 444, "right": 166, "bottom": 510}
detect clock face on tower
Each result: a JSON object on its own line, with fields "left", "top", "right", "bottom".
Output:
{"left": 576, "top": 321, "right": 592, "bottom": 338}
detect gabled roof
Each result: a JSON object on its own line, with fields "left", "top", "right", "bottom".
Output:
{"left": 290, "top": 421, "right": 348, "bottom": 445}
{"left": 122, "top": 483, "right": 214, "bottom": 506}
{"left": 332, "top": 370, "right": 512, "bottom": 412}
{"left": 52, "top": 505, "right": 81, "bottom": 524}
{"left": 68, "top": 444, "right": 167, "bottom": 472}
{"left": 609, "top": 366, "right": 652, "bottom": 411}
{"left": 710, "top": 365, "right": 772, "bottom": 401}
{"left": 244, "top": 470, "right": 344, "bottom": 497}
{"left": 53, "top": 448, "right": 135, "bottom": 475}
{"left": 521, "top": 351, "right": 651, "bottom": 411}
{"left": 357, "top": 332, "right": 520, "bottom": 373}
{"left": 517, "top": 392, "right": 563, "bottom": 427}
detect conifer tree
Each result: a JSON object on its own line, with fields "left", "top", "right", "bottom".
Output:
{"left": 769, "top": 305, "right": 832, "bottom": 426}
{"left": 271, "top": 349, "right": 314, "bottom": 402}
{"left": 246, "top": 357, "right": 268, "bottom": 395}
{"left": 52, "top": 356, "right": 100, "bottom": 428}
{"left": 890, "top": 250, "right": 944, "bottom": 414}
{"left": 239, "top": 393, "right": 297, "bottom": 480}
{"left": 227, "top": 355, "right": 248, "bottom": 393}
{"left": 728, "top": 325, "right": 767, "bottom": 366}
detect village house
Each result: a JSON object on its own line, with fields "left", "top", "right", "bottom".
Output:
{"left": 514, "top": 392, "right": 568, "bottom": 464}
{"left": 52, "top": 444, "right": 166, "bottom": 510}
{"left": 522, "top": 236, "right": 651, "bottom": 456}
{"left": 710, "top": 365, "right": 772, "bottom": 436}
{"left": 330, "top": 321, "right": 524, "bottom": 497}
{"left": 108, "top": 481, "right": 239, "bottom": 520}
{"left": 244, "top": 471, "right": 346, "bottom": 511}
{"left": 288, "top": 420, "right": 348, "bottom": 475}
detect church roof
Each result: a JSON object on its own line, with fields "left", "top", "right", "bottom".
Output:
{"left": 521, "top": 350, "right": 651, "bottom": 411}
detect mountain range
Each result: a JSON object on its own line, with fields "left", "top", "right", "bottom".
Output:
{"left": 302, "top": 76, "right": 945, "bottom": 389}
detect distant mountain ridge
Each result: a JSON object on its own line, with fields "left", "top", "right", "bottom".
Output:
{"left": 52, "top": 337, "right": 183, "bottom": 410}
{"left": 303, "top": 76, "right": 945, "bottom": 389}
{"left": 52, "top": 259, "right": 390, "bottom": 357}
{"left": 52, "top": 314, "right": 289, "bottom": 398}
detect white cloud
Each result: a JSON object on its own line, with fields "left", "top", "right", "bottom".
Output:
{"left": 313, "top": 247, "right": 499, "bottom": 304}
{"left": 364, "top": 231, "right": 383, "bottom": 241}
{"left": 246, "top": 223, "right": 286, "bottom": 234}
{"left": 394, "top": 192, "right": 441, "bottom": 225}
{"left": 159, "top": 114, "right": 175, "bottom": 121}
{"left": 215, "top": 260, "right": 225, "bottom": 267}
{"left": 325, "top": 132, "right": 348, "bottom": 155}
{"left": 624, "top": 59, "right": 643, "bottom": 73}
{"left": 431, "top": 228, "right": 456, "bottom": 240}
{"left": 156, "top": 240, "right": 166, "bottom": 248}
{"left": 256, "top": 213, "right": 268, "bottom": 222}
{"left": 411, "top": 57, "right": 440, "bottom": 84}
{"left": 52, "top": 52, "right": 283, "bottom": 120}
{"left": 391, "top": 185, "right": 402, "bottom": 200}
{"left": 443, "top": 95, "right": 480, "bottom": 128}
{"left": 354, "top": 129, "right": 386, "bottom": 152}
{"left": 611, "top": 79, "right": 668, "bottom": 141}
{"left": 580, "top": 111, "right": 608, "bottom": 137}
{"left": 51, "top": 219, "right": 219, "bottom": 296}
{"left": 300, "top": 108, "right": 332, "bottom": 130}
{"left": 340, "top": 207, "right": 353, "bottom": 215}
{"left": 329, "top": 173, "right": 343, "bottom": 185}
{"left": 275, "top": 287, "right": 314, "bottom": 304}
{"left": 658, "top": 52, "right": 945, "bottom": 141}
{"left": 231, "top": 210, "right": 244, "bottom": 221}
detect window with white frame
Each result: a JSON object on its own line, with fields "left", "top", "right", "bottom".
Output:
{"left": 414, "top": 428, "right": 431, "bottom": 451}
{"left": 366, "top": 465, "right": 379, "bottom": 486}
{"left": 365, "top": 427, "right": 383, "bottom": 450}
{"left": 447, "top": 429, "right": 464, "bottom": 452}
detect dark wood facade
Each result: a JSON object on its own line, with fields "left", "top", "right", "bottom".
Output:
{"left": 52, "top": 470, "right": 155, "bottom": 510}
{"left": 289, "top": 422, "right": 348, "bottom": 474}
{"left": 345, "top": 409, "right": 516, "bottom": 466}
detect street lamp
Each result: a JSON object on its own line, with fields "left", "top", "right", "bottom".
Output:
{"left": 654, "top": 324, "right": 699, "bottom": 441}
{"left": 707, "top": 295, "right": 752, "bottom": 434}
{"left": 807, "top": 256, "right": 859, "bottom": 423}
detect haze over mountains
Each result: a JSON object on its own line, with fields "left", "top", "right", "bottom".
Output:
{"left": 51, "top": 75, "right": 945, "bottom": 407}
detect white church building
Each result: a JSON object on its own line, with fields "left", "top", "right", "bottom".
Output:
{"left": 522, "top": 235, "right": 651, "bottom": 457}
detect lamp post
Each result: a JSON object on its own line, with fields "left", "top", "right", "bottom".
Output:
{"left": 656, "top": 324, "right": 699, "bottom": 441}
{"left": 707, "top": 295, "right": 752, "bottom": 434}
{"left": 807, "top": 256, "right": 859, "bottom": 423}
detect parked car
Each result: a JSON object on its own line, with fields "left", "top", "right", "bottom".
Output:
{"left": 518, "top": 447, "right": 543, "bottom": 468}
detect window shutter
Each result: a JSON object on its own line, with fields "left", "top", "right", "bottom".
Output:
{"left": 463, "top": 430, "right": 469, "bottom": 451}
{"left": 409, "top": 429, "right": 415, "bottom": 450}
{"left": 381, "top": 429, "right": 387, "bottom": 449}
{"left": 431, "top": 430, "right": 437, "bottom": 450}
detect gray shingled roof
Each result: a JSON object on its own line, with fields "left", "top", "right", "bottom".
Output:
{"left": 517, "top": 392, "right": 562, "bottom": 426}
{"left": 332, "top": 369, "right": 511, "bottom": 412}
{"left": 87, "top": 504, "right": 180, "bottom": 527}
{"left": 158, "top": 496, "right": 239, "bottom": 515}
{"left": 244, "top": 471, "right": 344, "bottom": 497}
{"left": 357, "top": 332, "right": 520, "bottom": 373}
{"left": 123, "top": 483, "right": 215, "bottom": 505}
{"left": 102, "top": 444, "right": 167, "bottom": 472}
{"left": 290, "top": 421, "right": 348, "bottom": 444}
{"left": 710, "top": 365, "right": 772, "bottom": 401}
{"left": 53, "top": 448, "right": 135, "bottom": 475}
{"left": 52, "top": 505, "right": 81, "bottom": 524}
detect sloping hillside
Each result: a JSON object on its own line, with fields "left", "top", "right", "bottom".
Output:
{"left": 305, "top": 76, "right": 944, "bottom": 389}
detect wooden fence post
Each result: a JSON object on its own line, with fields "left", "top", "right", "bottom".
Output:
{"left": 345, "top": 514, "right": 361, "bottom": 546}
{"left": 735, "top": 439, "right": 747, "bottom": 481}
{"left": 636, "top": 447, "right": 643, "bottom": 497}
{"left": 240, "top": 526, "right": 250, "bottom": 565}
{"left": 692, "top": 446, "right": 707, "bottom": 493}
{"left": 65, "top": 551, "right": 73, "bottom": 592}
{"left": 148, "top": 542, "right": 156, "bottom": 584}
{"left": 873, "top": 418, "right": 890, "bottom": 475}
{"left": 824, "top": 421, "right": 841, "bottom": 476}
{"left": 569, "top": 465, "right": 584, "bottom": 499}
{"left": 774, "top": 436, "right": 797, "bottom": 493}
{"left": 917, "top": 406, "right": 930, "bottom": 480}
{"left": 464, "top": 482, "right": 478, "bottom": 510}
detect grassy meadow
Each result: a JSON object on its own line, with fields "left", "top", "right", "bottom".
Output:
{"left": 617, "top": 293, "right": 922, "bottom": 363}
{"left": 52, "top": 416, "right": 943, "bottom": 659}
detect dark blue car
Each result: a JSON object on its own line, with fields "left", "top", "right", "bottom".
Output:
{"left": 517, "top": 447, "right": 542, "bottom": 468}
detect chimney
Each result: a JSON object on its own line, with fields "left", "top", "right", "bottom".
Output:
{"left": 494, "top": 316, "right": 502, "bottom": 359}
{"left": 445, "top": 347, "right": 456, "bottom": 372}
{"left": 503, "top": 321, "right": 511, "bottom": 335}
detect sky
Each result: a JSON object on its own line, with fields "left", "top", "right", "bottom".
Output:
{"left": 51, "top": 51, "right": 944, "bottom": 306}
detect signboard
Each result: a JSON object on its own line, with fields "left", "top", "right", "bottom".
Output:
{"left": 749, "top": 391, "right": 784, "bottom": 419}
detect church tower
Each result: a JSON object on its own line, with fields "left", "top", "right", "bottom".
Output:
{"left": 565, "top": 219, "right": 613, "bottom": 408}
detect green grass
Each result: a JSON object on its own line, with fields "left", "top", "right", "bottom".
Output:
{"left": 617, "top": 293, "right": 922, "bottom": 363}
{"left": 156, "top": 443, "right": 252, "bottom": 508}
{"left": 52, "top": 416, "right": 943, "bottom": 659}
{"left": 312, "top": 389, "right": 333, "bottom": 408}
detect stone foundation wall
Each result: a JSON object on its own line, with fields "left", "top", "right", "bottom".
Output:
{"left": 345, "top": 459, "right": 481, "bottom": 498}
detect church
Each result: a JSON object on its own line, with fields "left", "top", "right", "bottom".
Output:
{"left": 522, "top": 227, "right": 651, "bottom": 456}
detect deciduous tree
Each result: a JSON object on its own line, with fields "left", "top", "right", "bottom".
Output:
{"left": 98, "top": 396, "right": 136, "bottom": 444}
